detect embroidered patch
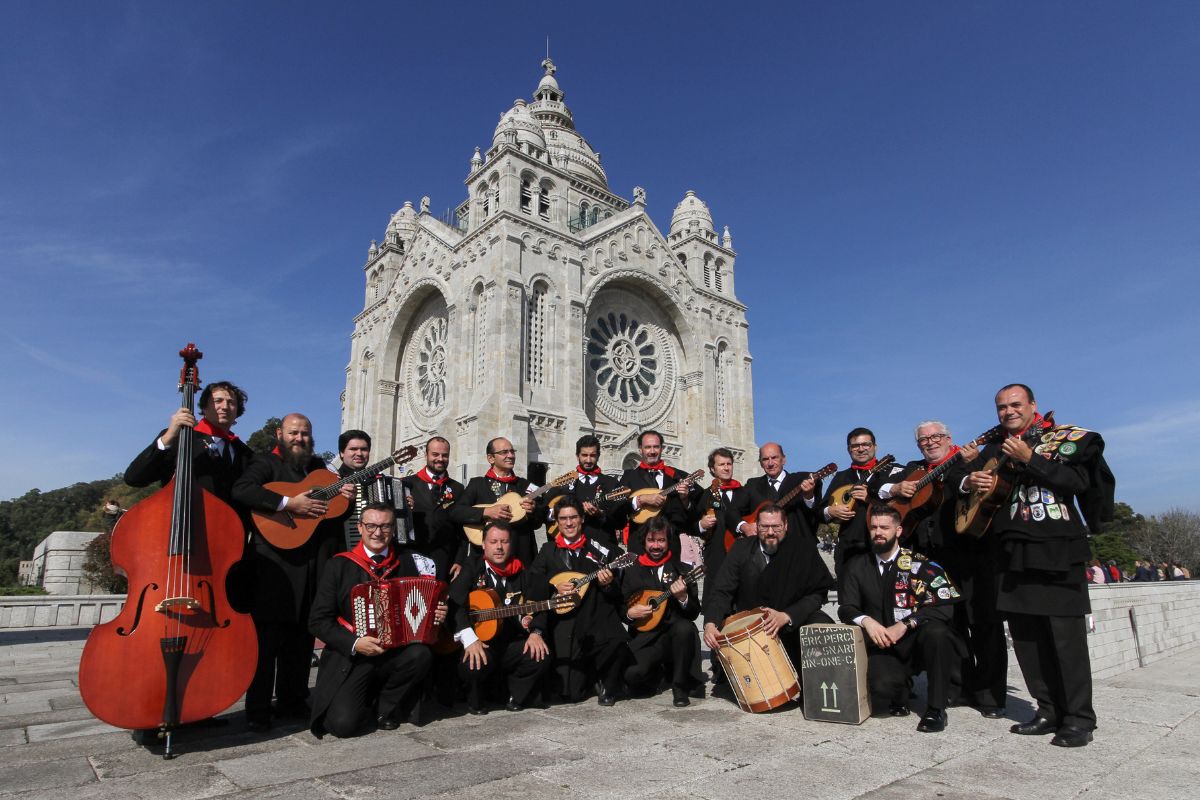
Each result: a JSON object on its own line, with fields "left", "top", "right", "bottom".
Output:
{"left": 937, "top": 588, "right": 951, "bottom": 599}
{"left": 1041, "top": 432, "right": 1056, "bottom": 444}
{"left": 1068, "top": 429, "right": 1086, "bottom": 441}
{"left": 1047, "top": 504, "right": 1062, "bottom": 520}
{"left": 1055, "top": 429, "right": 1070, "bottom": 441}
{"left": 898, "top": 554, "right": 912, "bottom": 571}
{"left": 1059, "top": 442, "right": 1077, "bottom": 456}
{"left": 1041, "top": 489, "right": 1056, "bottom": 504}
{"left": 1031, "top": 503, "right": 1046, "bottom": 521}
{"left": 1059, "top": 504, "right": 1071, "bottom": 521}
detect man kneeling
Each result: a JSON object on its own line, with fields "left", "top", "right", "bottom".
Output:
{"left": 309, "top": 503, "right": 446, "bottom": 737}
{"left": 838, "top": 505, "right": 963, "bottom": 733}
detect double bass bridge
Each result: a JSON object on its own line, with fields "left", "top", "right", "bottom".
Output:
{"left": 155, "top": 597, "right": 201, "bottom": 613}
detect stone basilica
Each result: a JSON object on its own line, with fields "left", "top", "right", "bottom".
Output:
{"left": 342, "top": 59, "right": 756, "bottom": 484}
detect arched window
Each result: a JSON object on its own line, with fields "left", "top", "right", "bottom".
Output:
{"left": 470, "top": 283, "right": 487, "bottom": 388}
{"left": 526, "top": 283, "right": 548, "bottom": 386}
{"left": 538, "top": 180, "right": 552, "bottom": 219}
{"left": 579, "top": 201, "right": 589, "bottom": 226}
{"left": 520, "top": 178, "right": 532, "bottom": 213}
{"left": 703, "top": 253, "right": 713, "bottom": 289}
{"left": 715, "top": 341, "right": 729, "bottom": 427}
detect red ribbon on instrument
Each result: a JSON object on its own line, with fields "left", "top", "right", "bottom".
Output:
{"left": 638, "top": 550, "right": 673, "bottom": 567}
{"left": 485, "top": 468, "right": 517, "bottom": 483}
{"left": 487, "top": 558, "right": 524, "bottom": 579}
{"left": 416, "top": 467, "right": 447, "bottom": 486}
{"left": 554, "top": 533, "right": 588, "bottom": 551}
{"left": 194, "top": 418, "right": 238, "bottom": 441}
{"left": 638, "top": 461, "right": 677, "bottom": 478}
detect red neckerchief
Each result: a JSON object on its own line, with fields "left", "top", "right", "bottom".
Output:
{"left": 1014, "top": 413, "right": 1048, "bottom": 438}
{"left": 555, "top": 533, "right": 588, "bottom": 551}
{"left": 851, "top": 458, "right": 878, "bottom": 472}
{"left": 194, "top": 419, "right": 237, "bottom": 441}
{"left": 577, "top": 464, "right": 602, "bottom": 476}
{"left": 485, "top": 468, "right": 517, "bottom": 483}
{"left": 271, "top": 445, "right": 281, "bottom": 456}
{"left": 925, "top": 446, "right": 961, "bottom": 470}
{"left": 416, "top": 467, "right": 447, "bottom": 486}
{"left": 639, "top": 461, "right": 677, "bottom": 478}
{"left": 487, "top": 558, "right": 524, "bottom": 579}
{"left": 719, "top": 479, "right": 742, "bottom": 490}
{"left": 638, "top": 550, "right": 673, "bottom": 567}
{"left": 335, "top": 544, "right": 400, "bottom": 579}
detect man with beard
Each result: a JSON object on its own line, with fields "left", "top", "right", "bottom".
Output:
{"left": 963, "top": 384, "right": 1114, "bottom": 748}
{"left": 125, "top": 380, "right": 254, "bottom": 507}
{"left": 838, "top": 506, "right": 963, "bottom": 733}
{"left": 821, "top": 428, "right": 896, "bottom": 587}
{"left": 400, "top": 436, "right": 465, "bottom": 578}
{"left": 308, "top": 503, "right": 446, "bottom": 737}
{"left": 449, "top": 520, "right": 550, "bottom": 714}
{"left": 622, "top": 516, "right": 702, "bottom": 707}
{"left": 739, "top": 443, "right": 822, "bottom": 546}
{"left": 879, "top": 422, "right": 1000, "bottom": 718}
{"left": 619, "top": 430, "right": 698, "bottom": 555}
{"left": 547, "top": 435, "right": 626, "bottom": 551}
{"left": 233, "top": 413, "right": 356, "bottom": 731}
{"left": 702, "top": 505, "right": 835, "bottom": 670}
{"left": 530, "top": 498, "right": 629, "bottom": 705}
{"left": 450, "top": 437, "right": 541, "bottom": 565}
{"left": 692, "top": 447, "right": 747, "bottom": 578}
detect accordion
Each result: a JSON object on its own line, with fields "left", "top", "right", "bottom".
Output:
{"left": 348, "top": 576, "right": 448, "bottom": 649}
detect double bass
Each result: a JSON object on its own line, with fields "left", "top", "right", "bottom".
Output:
{"left": 79, "top": 344, "right": 256, "bottom": 758}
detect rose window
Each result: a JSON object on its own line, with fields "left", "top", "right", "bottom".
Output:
{"left": 413, "top": 317, "right": 448, "bottom": 412}
{"left": 588, "top": 312, "right": 663, "bottom": 405}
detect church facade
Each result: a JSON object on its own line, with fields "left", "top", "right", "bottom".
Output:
{"left": 342, "top": 59, "right": 755, "bottom": 483}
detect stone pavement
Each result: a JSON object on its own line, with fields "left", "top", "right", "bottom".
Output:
{"left": 1, "top": 628, "right": 1197, "bottom": 800}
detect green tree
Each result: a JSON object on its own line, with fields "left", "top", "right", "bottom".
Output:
{"left": 246, "top": 417, "right": 283, "bottom": 455}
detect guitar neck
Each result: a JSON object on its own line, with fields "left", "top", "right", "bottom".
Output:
{"left": 472, "top": 598, "right": 557, "bottom": 622}
{"left": 646, "top": 568, "right": 705, "bottom": 606}
{"left": 312, "top": 454, "right": 399, "bottom": 500}
{"left": 777, "top": 464, "right": 836, "bottom": 505}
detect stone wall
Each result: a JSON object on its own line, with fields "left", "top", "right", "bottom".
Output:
{"left": 0, "top": 594, "right": 124, "bottom": 629}
{"left": 31, "top": 531, "right": 102, "bottom": 595}
{"left": 1084, "top": 581, "right": 1200, "bottom": 679}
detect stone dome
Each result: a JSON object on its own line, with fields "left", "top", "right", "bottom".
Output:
{"left": 526, "top": 58, "right": 608, "bottom": 188}
{"left": 669, "top": 190, "right": 715, "bottom": 236}
{"left": 492, "top": 99, "right": 547, "bottom": 151}
{"left": 385, "top": 201, "right": 420, "bottom": 243}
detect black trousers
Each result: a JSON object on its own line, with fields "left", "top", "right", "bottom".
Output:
{"left": 550, "top": 631, "right": 628, "bottom": 701}
{"left": 1007, "top": 612, "right": 1095, "bottom": 730}
{"left": 321, "top": 644, "right": 433, "bottom": 737}
{"left": 625, "top": 617, "right": 701, "bottom": 691}
{"left": 246, "top": 619, "right": 312, "bottom": 717}
{"left": 865, "top": 619, "right": 960, "bottom": 711}
{"left": 955, "top": 611, "right": 1008, "bottom": 708}
{"left": 457, "top": 636, "right": 550, "bottom": 707}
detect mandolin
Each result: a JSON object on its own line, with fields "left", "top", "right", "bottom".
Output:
{"left": 548, "top": 551, "right": 638, "bottom": 613}
{"left": 547, "top": 485, "right": 632, "bottom": 537}
{"left": 826, "top": 455, "right": 897, "bottom": 511}
{"left": 252, "top": 446, "right": 419, "bottom": 549}
{"left": 462, "top": 470, "right": 578, "bottom": 546}
{"left": 629, "top": 469, "right": 707, "bottom": 525}
{"left": 626, "top": 564, "right": 706, "bottom": 632}
{"left": 954, "top": 412, "right": 1055, "bottom": 538}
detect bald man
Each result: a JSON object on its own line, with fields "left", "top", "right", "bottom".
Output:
{"left": 737, "top": 443, "right": 822, "bottom": 546}
{"left": 233, "top": 413, "right": 356, "bottom": 731}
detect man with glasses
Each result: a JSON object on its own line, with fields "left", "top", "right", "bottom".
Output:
{"left": 307, "top": 503, "right": 446, "bottom": 737}
{"left": 451, "top": 437, "right": 542, "bottom": 564}
{"left": 821, "top": 428, "right": 904, "bottom": 587}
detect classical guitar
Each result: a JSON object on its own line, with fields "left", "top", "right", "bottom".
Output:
{"left": 954, "top": 411, "right": 1055, "bottom": 538}
{"left": 826, "top": 455, "right": 897, "bottom": 511}
{"left": 253, "top": 446, "right": 419, "bottom": 550}
{"left": 548, "top": 551, "right": 639, "bottom": 613}
{"left": 729, "top": 463, "right": 839, "bottom": 550}
{"left": 626, "top": 564, "right": 706, "bottom": 632}
{"left": 888, "top": 427, "right": 1004, "bottom": 525}
{"left": 462, "top": 470, "right": 578, "bottom": 546}
{"left": 547, "top": 485, "right": 633, "bottom": 537}
{"left": 434, "top": 588, "right": 579, "bottom": 653}
{"left": 629, "top": 468, "right": 707, "bottom": 525}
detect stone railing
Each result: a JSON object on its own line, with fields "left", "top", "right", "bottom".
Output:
{"left": 1084, "top": 580, "right": 1200, "bottom": 679}
{"left": 0, "top": 594, "right": 124, "bottom": 629}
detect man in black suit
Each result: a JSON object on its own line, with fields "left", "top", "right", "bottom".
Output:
{"left": 622, "top": 517, "right": 702, "bottom": 707}
{"left": 702, "top": 504, "right": 834, "bottom": 670}
{"left": 692, "top": 447, "right": 748, "bottom": 579}
{"left": 232, "top": 413, "right": 356, "bottom": 731}
{"left": 449, "top": 520, "right": 550, "bottom": 714}
{"left": 400, "top": 436, "right": 465, "bottom": 578}
{"left": 820, "top": 428, "right": 893, "bottom": 586}
{"left": 308, "top": 503, "right": 446, "bottom": 737}
{"left": 739, "top": 443, "right": 821, "bottom": 545}
{"left": 124, "top": 380, "right": 254, "bottom": 506}
{"left": 619, "top": 429, "right": 699, "bottom": 555}
{"left": 530, "top": 498, "right": 630, "bottom": 705}
{"left": 838, "top": 505, "right": 963, "bottom": 733}
{"left": 547, "top": 434, "right": 626, "bottom": 551}
{"left": 450, "top": 437, "right": 542, "bottom": 565}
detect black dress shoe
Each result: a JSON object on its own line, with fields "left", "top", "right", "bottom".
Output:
{"left": 1010, "top": 715, "right": 1057, "bottom": 736}
{"left": 917, "top": 708, "right": 946, "bottom": 733}
{"left": 1050, "top": 726, "right": 1093, "bottom": 748}
{"left": 978, "top": 706, "right": 1006, "bottom": 719}
{"left": 376, "top": 714, "right": 400, "bottom": 731}
{"left": 672, "top": 689, "right": 690, "bottom": 708}
{"left": 890, "top": 703, "right": 911, "bottom": 717}
{"left": 505, "top": 698, "right": 523, "bottom": 713}
{"left": 597, "top": 692, "right": 616, "bottom": 707}
{"left": 467, "top": 705, "right": 488, "bottom": 716}
{"left": 688, "top": 685, "right": 706, "bottom": 699}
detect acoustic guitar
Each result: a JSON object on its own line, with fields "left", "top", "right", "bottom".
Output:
{"left": 434, "top": 588, "right": 579, "bottom": 653}
{"left": 546, "top": 485, "right": 632, "bottom": 537}
{"left": 626, "top": 564, "right": 706, "bottom": 632}
{"left": 629, "top": 469, "right": 707, "bottom": 525}
{"left": 730, "top": 463, "right": 839, "bottom": 550}
{"left": 954, "top": 411, "right": 1055, "bottom": 538}
{"left": 548, "top": 551, "right": 638, "bottom": 613}
{"left": 462, "top": 470, "right": 578, "bottom": 546}
{"left": 253, "top": 446, "right": 419, "bottom": 549}
{"left": 888, "top": 427, "right": 1004, "bottom": 525}
{"left": 825, "top": 455, "right": 897, "bottom": 511}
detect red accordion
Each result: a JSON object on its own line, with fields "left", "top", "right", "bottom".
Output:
{"left": 348, "top": 576, "right": 448, "bottom": 649}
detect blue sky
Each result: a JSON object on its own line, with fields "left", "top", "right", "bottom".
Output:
{"left": 2, "top": 2, "right": 1197, "bottom": 516}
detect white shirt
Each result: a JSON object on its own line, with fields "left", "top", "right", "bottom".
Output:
{"left": 852, "top": 547, "right": 900, "bottom": 628}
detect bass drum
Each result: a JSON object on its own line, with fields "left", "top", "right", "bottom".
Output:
{"left": 713, "top": 608, "right": 800, "bottom": 713}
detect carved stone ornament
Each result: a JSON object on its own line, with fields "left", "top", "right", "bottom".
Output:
{"left": 586, "top": 304, "right": 676, "bottom": 426}
{"left": 401, "top": 295, "right": 450, "bottom": 429}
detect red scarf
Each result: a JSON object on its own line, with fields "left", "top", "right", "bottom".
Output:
{"left": 194, "top": 418, "right": 237, "bottom": 441}
{"left": 719, "top": 479, "right": 742, "bottom": 490}
{"left": 1014, "top": 413, "right": 1048, "bottom": 438}
{"left": 417, "top": 467, "right": 447, "bottom": 486}
{"left": 851, "top": 458, "right": 878, "bottom": 472}
{"left": 577, "top": 464, "right": 602, "bottom": 476}
{"left": 486, "top": 468, "right": 517, "bottom": 483}
{"left": 926, "top": 446, "right": 961, "bottom": 470}
{"left": 487, "top": 558, "right": 524, "bottom": 578}
{"left": 638, "top": 550, "right": 673, "bottom": 567}
{"left": 639, "top": 461, "right": 677, "bottom": 478}
{"left": 335, "top": 544, "right": 400, "bottom": 578}
{"left": 271, "top": 445, "right": 281, "bottom": 456}
{"left": 555, "top": 533, "right": 588, "bottom": 551}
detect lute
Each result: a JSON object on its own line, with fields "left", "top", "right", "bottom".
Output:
{"left": 626, "top": 564, "right": 706, "bottom": 632}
